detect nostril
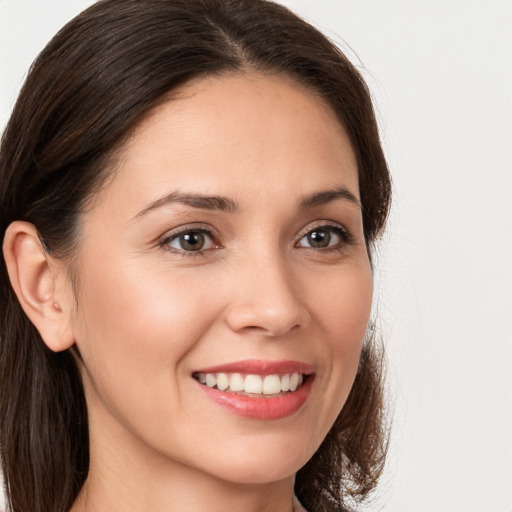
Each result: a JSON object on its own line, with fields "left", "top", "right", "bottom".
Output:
{"left": 236, "top": 323, "right": 301, "bottom": 337}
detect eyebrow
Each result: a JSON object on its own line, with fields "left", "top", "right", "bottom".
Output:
{"left": 133, "top": 191, "right": 239, "bottom": 221}
{"left": 132, "top": 185, "right": 360, "bottom": 222}
{"left": 298, "top": 186, "right": 361, "bottom": 210}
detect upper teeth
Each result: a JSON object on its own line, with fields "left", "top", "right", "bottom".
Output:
{"left": 196, "top": 372, "right": 304, "bottom": 395}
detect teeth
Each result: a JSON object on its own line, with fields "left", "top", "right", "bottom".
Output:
{"left": 280, "top": 374, "right": 290, "bottom": 392}
{"left": 196, "top": 371, "right": 305, "bottom": 395}
{"left": 289, "top": 372, "right": 300, "bottom": 392}
{"left": 263, "top": 375, "right": 282, "bottom": 395}
{"left": 244, "top": 374, "right": 263, "bottom": 394}
{"left": 205, "top": 373, "right": 216, "bottom": 388}
{"left": 229, "top": 373, "right": 244, "bottom": 392}
{"left": 216, "top": 373, "right": 229, "bottom": 391}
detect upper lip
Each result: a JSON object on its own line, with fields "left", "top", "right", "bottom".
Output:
{"left": 194, "top": 359, "right": 314, "bottom": 375}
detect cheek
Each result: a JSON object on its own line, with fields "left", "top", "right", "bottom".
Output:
{"left": 71, "top": 258, "right": 222, "bottom": 402}
{"left": 307, "top": 262, "right": 373, "bottom": 427}
{"left": 313, "top": 261, "right": 373, "bottom": 348}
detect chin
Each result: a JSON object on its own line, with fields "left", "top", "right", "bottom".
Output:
{"left": 195, "top": 436, "right": 313, "bottom": 486}
{"left": 213, "top": 461, "right": 300, "bottom": 486}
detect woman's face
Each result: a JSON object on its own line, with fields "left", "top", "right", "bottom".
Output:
{"left": 68, "top": 73, "right": 373, "bottom": 485}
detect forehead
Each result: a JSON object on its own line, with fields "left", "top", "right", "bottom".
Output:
{"left": 97, "top": 73, "right": 359, "bottom": 216}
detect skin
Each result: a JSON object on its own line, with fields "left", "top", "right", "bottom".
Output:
{"left": 8, "top": 73, "right": 373, "bottom": 511}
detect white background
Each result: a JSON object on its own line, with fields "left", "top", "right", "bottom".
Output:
{"left": 1, "top": 1, "right": 511, "bottom": 511}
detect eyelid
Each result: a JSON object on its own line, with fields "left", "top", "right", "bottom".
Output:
{"left": 159, "top": 223, "right": 223, "bottom": 252}
{"left": 296, "top": 221, "right": 353, "bottom": 242}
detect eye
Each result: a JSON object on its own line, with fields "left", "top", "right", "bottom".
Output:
{"left": 163, "top": 228, "right": 217, "bottom": 254}
{"left": 297, "top": 225, "right": 351, "bottom": 250}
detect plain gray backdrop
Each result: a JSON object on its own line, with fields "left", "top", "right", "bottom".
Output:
{"left": 1, "top": 1, "right": 511, "bottom": 511}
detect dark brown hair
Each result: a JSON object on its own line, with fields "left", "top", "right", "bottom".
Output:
{"left": 0, "top": 1, "right": 391, "bottom": 511}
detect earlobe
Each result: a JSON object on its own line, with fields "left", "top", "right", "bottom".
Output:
{"left": 2, "top": 221, "right": 75, "bottom": 352}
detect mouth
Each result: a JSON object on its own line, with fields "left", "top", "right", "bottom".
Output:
{"left": 192, "top": 360, "right": 315, "bottom": 420}
{"left": 192, "top": 371, "right": 308, "bottom": 397}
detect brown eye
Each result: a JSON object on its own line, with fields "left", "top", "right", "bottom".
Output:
{"left": 297, "top": 225, "right": 350, "bottom": 250}
{"left": 306, "top": 229, "right": 331, "bottom": 248}
{"left": 179, "top": 232, "right": 205, "bottom": 251}
{"left": 165, "top": 230, "right": 215, "bottom": 253}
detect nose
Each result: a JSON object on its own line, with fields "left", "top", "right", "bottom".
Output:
{"left": 224, "top": 256, "right": 311, "bottom": 337}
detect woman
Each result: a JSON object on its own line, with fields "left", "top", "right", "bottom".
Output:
{"left": 0, "top": 1, "right": 391, "bottom": 511}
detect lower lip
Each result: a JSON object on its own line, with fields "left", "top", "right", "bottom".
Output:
{"left": 196, "top": 376, "right": 314, "bottom": 420}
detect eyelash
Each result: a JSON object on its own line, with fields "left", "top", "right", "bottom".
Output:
{"left": 297, "top": 224, "right": 354, "bottom": 251}
{"left": 159, "top": 223, "right": 354, "bottom": 257}
{"left": 160, "top": 225, "right": 221, "bottom": 258}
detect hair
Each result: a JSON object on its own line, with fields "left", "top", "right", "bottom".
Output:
{"left": 0, "top": 1, "right": 391, "bottom": 511}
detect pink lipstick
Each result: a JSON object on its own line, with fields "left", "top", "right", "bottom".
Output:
{"left": 193, "top": 359, "right": 315, "bottom": 420}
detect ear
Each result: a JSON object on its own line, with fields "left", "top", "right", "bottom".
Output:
{"left": 2, "top": 221, "right": 75, "bottom": 352}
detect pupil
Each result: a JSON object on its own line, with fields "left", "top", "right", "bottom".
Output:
{"left": 180, "top": 232, "right": 204, "bottom": 251}
{"left": 308, "top": 229, "right": 330, "bottom": 248}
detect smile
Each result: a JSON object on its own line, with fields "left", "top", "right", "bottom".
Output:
{"left": 193, "top": 371, "right": 305, "bottom": 396}
{"left": 192, "top": 360, "right": 315, "bottom": 420}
